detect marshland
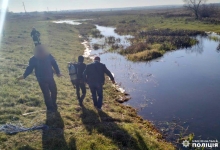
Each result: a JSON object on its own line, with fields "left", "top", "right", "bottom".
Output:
{"left": 0, "top": 1, "right": 220, "bottom": 150}
{"left": 54, "top": 4, "right": 220, "bottom": 147}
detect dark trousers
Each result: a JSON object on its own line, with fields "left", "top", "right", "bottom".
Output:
{"left": 34, "top": 41, "right": 41, "bottom": 47}
{"left": 71, "top": 80, "right": 86, "bottom": 103}
{"left": 38, "top": 78, "right": 57, "bottom": 111}
{"left": 33, "top": 38, "right": 41, "bottom": 47}
{"left": 89, "top": 83, "right": 103, "bottom": 109}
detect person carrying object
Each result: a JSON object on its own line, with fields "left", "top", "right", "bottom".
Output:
{"left": 68, "top": 56, "right": 87, "bottom": 106}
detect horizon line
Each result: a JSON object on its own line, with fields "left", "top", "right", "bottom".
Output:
{"left": 6, "top": 2, "right": 220, "bottom": 13}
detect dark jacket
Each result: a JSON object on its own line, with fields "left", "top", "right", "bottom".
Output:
{"left": 31, "top": 30, "right": 40, "bottom": 41}
{"left": 23, "top": 54, "right": 60, "bottom": 81}
{"left": 76, "top": 62, "right": 86, "bottom": 80}
{"left": 83, "top": 61, "right": 114, "bottom": 85}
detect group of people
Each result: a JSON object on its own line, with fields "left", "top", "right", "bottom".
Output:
{"left": 17, "top": 44, "right": 115, "bottom": 112}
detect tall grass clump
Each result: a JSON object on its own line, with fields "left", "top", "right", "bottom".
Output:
{"left": 127, "top": 49, "right": 163, "bottom": 61}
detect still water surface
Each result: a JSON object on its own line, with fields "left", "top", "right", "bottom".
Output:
{"left": 56, "top": 21, "right": 220, "bottom": 141}
{"left": 90, "top": 25, "right": 220, "bottom": 141}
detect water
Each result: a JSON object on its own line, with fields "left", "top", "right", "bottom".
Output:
{"left": 53, "top": 19, "right": 93, "bottom": 25}
{"left": 88, "top": 25, "right": 133, "bottom": 56}
{"left": 55, "top": 21, "right": 220, "bottom": 142}
{"left": 89, "top": 26, "right": 220, "bottom": 141}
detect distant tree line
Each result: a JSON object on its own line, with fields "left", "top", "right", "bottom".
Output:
{"left": 183, "top": 0, "right": 220, "bottom": 19}
{"left": 199, "top": 4, "right": 219, "bottom": 18}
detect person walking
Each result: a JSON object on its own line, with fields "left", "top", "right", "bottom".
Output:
{"left": 83, "top": 56, "right": 115, "bottom": 110}
{"left": 68, "top": 56, "right": 86, "bottom": 106}
{"left": 17, "top": 45, "right": 62, "bottom": 112}
{"left": 31, "top": 27, "right": 41, "bottom": 46}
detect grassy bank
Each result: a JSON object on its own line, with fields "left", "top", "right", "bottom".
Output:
{"left": 0, "top": 17, "right": 174, "bottom": 149}
{"left": 88, "top": 10, "right": 220, "bottom": 34}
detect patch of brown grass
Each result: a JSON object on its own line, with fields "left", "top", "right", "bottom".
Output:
{"left": 127, "top": 49, "right": 163, "bottom": 61}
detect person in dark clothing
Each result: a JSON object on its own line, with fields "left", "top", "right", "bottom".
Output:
{"left": 17, "top": 45, "right": 62, "bottom": 112}
{"left": 31, "top": 28, "right": 41, "bottom": 46}
{"left": 69, "top": 56, "right": 86, "bottom": 106}
{"left": 83, "top": 56, "right": 115, "bottom": 110}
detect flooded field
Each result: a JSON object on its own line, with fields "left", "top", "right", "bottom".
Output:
{"left": 56, "top": 21, "right": 220, "bottom": 142}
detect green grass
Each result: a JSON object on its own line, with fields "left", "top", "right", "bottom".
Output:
{"left": 89, "top": 14, "right": 220, "bottom": 34}
{"left": 87, "top": 11, "right": 220, "bottom": 61}
{"left": 0, "top": 16, "right": 174, "bottom": 150}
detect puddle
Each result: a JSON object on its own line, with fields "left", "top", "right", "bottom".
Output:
{"left": 53, "top": 19, "right": 93, "bottom": 25}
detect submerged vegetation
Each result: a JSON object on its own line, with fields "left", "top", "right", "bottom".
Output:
{"left": 208, "top": 35, "right": 220, "bottom": 42}
{"left": 119, "top": 29, "right": 202, "bottom": 61}
{"left": 92, "top": 43, "right": 102, "bottom": 50}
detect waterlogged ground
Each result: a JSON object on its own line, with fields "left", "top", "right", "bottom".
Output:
{"left": 56, "top": 21, "right": 220, "bottom": 142}
{"left": 53, "top": 19, "right": 93, "bottom": 25}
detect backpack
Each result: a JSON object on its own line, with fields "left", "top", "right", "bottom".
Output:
{"left": 68, "top": 63, "right": 78, "bottom": 81}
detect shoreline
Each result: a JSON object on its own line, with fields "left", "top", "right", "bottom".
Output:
{"left": 79, "top": 36, "right": 175, "bottom": 148}
{"left": 80, "top": 36, "right": 171, "bottom": 138}
{"left": 0, "top": 16, "right": 176, "bottom": 150}
{"left": 78, "top": 27, "right": 220, "bottom": 147}
{"left": 81, "top": 38, "right": 131, "bottom": 102}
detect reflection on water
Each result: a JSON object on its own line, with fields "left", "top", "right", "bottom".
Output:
{"left": 53, "top": 20, "right": 82, "bottom": 25}
{"left": 89, "top": 25, "right": 220, "bottom": 142}
{"left": 55, "top": 21, "right": 220, "bottom": 142}
{"left": 53, "top": 19, "right": 93, "bottom": 25}
{"left": 96, "top": 25, "right": 133, "bottom": 48}
{"left": 217, "top": 43, "right": 220, "bottom": 52}
{"left": 185, "top": 36, "right": 204, "bottom": 55}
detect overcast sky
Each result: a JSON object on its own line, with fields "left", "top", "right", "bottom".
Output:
{"left": 1, "top": 0, "right": 220, "bottom": 12}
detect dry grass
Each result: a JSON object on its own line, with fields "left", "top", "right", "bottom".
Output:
{"left": 127, "top": 49, "right": 163, "bottom": 61}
